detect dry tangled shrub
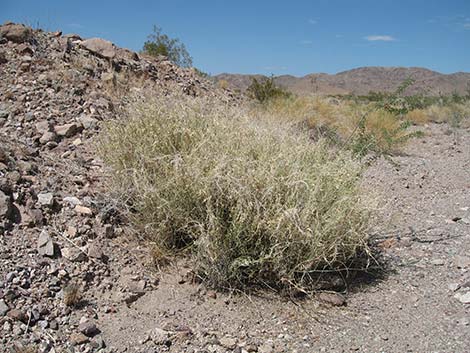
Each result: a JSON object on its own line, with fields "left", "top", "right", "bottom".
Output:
{"left": 99, "top": 94, "right": 371, "bottom": 289}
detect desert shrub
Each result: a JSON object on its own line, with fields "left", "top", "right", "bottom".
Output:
{"left": 142, "top": 25, "right": 193, "bottom": 68}
{"left": 247, "top": 76, "right": 291, "bottom": 103}
{"left": 218, "top": 79, "right": 229, "bottom": 90}
{"left": 348, "top": 109, "right": 422, "bottom": 157}
{"left": 405, "top": 109, "right": 430, "bottom": 125}
{"left": 99, "top": 94, "right": 370, "bottom": 289}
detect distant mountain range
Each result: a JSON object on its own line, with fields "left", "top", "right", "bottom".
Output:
{"left": 215, "top": 67, "right": 470, "bottom": 96}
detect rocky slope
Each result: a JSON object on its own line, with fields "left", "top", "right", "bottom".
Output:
{"left": 0, "top": 22, "right": 230, "bottom": 353}
{"left": 216, "top": 67, "right": 470, "bottom": 96}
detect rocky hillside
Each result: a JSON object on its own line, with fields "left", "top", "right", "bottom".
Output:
{"left": 0, "top": 22, "right": 230, "bottom": 352}
{"left": 216, "top": 67, "right": 470, "bottom": 96}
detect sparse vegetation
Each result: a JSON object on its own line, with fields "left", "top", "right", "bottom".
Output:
{"left": 247, "top": 76, "right": 291, "bottom": 103}
{"left": 142, "top": 25, "right": 193, "bottom": 68}
{"left": 99, "top": 94, "right": 370, "bottom": 289}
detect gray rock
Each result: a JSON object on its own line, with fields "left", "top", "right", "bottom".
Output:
{"left": 79, "top": 321, "right": 99, "bottom": 337}
{"left": 54, "top": 123, "right": 80, "bottom": 138}
{"left": 0, "top": 190, "right": 12, "bottom": 220}
{"left": 0, "top": 109, "right": 9, "bottom": 119}
{"left": 317, "top": 292, "right": 346, "bottom": 306}
{"left": 37, "top": 230, "right": 55, "bottom": 257}
{"left": 88, "top": 242, "right": 104, "bottom": 260}
{"left": 455, "top": 256, "right": 470, "bottom": 269}
{"left": 0, "top": 299, "right": 9, "bottom": 316}
{"left": 79, "top": 115, "right": 98, "bottom": 129}
{"left": 151, "top": 327, "right": 171, "bottom": 345}
{"left": 39, "top": 131, "right": 58, "bottom": 145}
{"left": 61, "top": 247, "right": 86, "bottom": 262}
{"left": 81, "top": 38, "right": 116, "bottom": 59}
{"left": 35, "top": 120, "right": 52, "bottom": 134}
{"left": 37, "top": 192, "right": 54, "bottom": 207}
{"left": 448, "top": 283, "right": 461, "bottom": 292}
{"left": 0, "top": 23, "right": 32, "bottom": 43}
{"left": 63, "top": 196, "right": 81, "bottom": 206}
{"left": 219, "top": 337, "right": 237, "bottom": 349}
{"left": 455, "top": 291, "right": 470, "bottom": 304}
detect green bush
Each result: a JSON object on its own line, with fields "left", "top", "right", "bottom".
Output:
{"left": 247, "top": 76, "right": 291, "bottom": 103}
{"left": 99, "top": 94, "right": 370, "bottom": 289}
{"left": 142, "top": 25, "right": 193, "bottom": 68}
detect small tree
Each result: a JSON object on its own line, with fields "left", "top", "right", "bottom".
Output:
{"left": 142, "top": 25, "right": 193, "bottom": 68}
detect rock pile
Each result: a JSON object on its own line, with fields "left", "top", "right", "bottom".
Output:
{"left": 0, "top": 21, "right": 231, "bottom": 352}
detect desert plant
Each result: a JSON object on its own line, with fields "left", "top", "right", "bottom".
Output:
{"left": 142, "top": 25, "right": 192, "bottom": 68}
{"left": 63, "top": 282, "right": 81, "bottom": 307}
{"left": 99, "top": 94, "right": 370, "bottom": 289}
{"left": 247, "top": 76, "right": 291, "bottom": 103}
{"left": 406, "top": 109, "right": 429, "bottom": 125}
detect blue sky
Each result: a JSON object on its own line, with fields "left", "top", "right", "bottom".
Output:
{"left": 2, "top": 0, "right": 470, "bottom": 76}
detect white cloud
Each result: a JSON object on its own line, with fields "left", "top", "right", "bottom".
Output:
{"left": 300, "top": 40, "right": 313, "bottom": 45}
{"left": 308, "top": 19, "right": 317, "bottom": 25}
{"left": 464, "top": 23, "right": 470, "bottom": 29}
{"left": 364, "top": 35, "right": 396, "bottom": 41}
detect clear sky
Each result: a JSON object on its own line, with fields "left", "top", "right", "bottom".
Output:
{"left": 2, "top": 0, "right": 470, "bottom": 76}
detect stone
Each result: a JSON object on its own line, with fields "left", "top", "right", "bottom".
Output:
{"left": 75, "top": 205, "right": 92, "bottom": 215}
{"left": 219, "top": 337, "right": 237, "bottom": 350}
{"left": 430, "top": 259, "right": 445, "bottom": 266}
{"left": 0, "top": 299, "right": 9, "bottom": 316}
{"left": 0, "top": 23, "right": 32, "bottom": 43}
{"left": 0, "top": 109, "right": 9, "bottom": 119}
{"left": 70, "top": 332, "right": 89, "bottom": 345}
{"left": 78, "top": 321, "right": 99, "bottom": 337}
{"left": 37, "top": 230, "right": 55, "bottom": 257}
{"left": 54, "top": 123, "right": 80, "bottom": 137}
{"left": 258, "top": 341, "right": 274, "bottom": 353}
{"left": 317, "top": 292, "right": 346, "bottom": 306}
{"left": 37, "top": 192, "right": 54, "bottom": 207}
{"left": 0, "top": 190, "right": 12, "bottom": 220}
{"left": 16, "top": 43, "right": 33, "bottom": 55}
{"left": 39, "top": 131, "right": 58, "bottom": 145}
{"left": 63, "top": 196, "right": 81, "bottom": 206}
{"left": 62, "top": 247, "right": 86, "bottom": 262}
{"left": 35, "top": 120, "right": 52, "bottom": 134}
{"left": 79, "top": 115, "right": 98, "bottom": 129}
{"left": 455, "top": 291, "right": 470, "bottom": 304}
{"left": 448, "top": 283, "right": 461, "bottom": 292}
{"left": 454, "top": 256, "right": 470, "bottom": 269}
{"left": 88, "top": 242, "right": 104, "bottom": 260}
{"left": 151, "top": 327, "right": 171, "bottom": 345}
{"left": 7, "top": 309, "right": 27, "bottom": 323}
{"left": 81, "top": 38, "right": 116, "bottom": 59}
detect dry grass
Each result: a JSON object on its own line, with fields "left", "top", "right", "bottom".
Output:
{"left": 99, "top": 93, "right": 371, "bottom": 289}
{"left": 253, "top": 96, "right": 418, "bottom": 156}
{"left": 406, "top": 109, "right": 430, "bottom": 125}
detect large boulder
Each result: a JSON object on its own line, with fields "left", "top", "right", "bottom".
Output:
{"left": 80, "top": 38, "right": 115, "bottom": 59}
{"left": 0, "top": 23, "right": 32, "bottom": 43}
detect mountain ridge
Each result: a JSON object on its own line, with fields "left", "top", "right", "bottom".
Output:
{"left": 216, "top": 66, "right": 470, "bottom": 96}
